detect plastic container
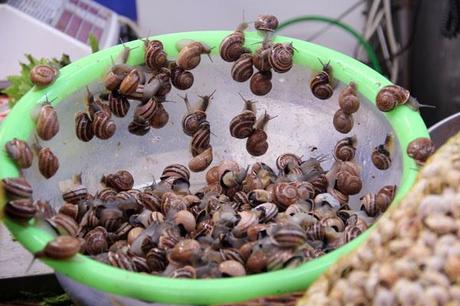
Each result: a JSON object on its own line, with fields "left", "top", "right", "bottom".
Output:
{"left": 0, "top": 31, "right": 428, "bottom": 304}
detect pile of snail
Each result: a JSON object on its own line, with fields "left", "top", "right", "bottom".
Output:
{"left": 2, "top": 13, "right": 438, "bottom": 280}
{"left": 299, "top": 132, "right": 460, "bottom": 306}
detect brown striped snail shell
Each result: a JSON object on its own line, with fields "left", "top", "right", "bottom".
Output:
{"left": 5, "top": 138, "right": 33, "bottom": 168}
{"left": 219, "top": 260, "right": 246, "bottom": 277}
{"left": 180, "top": 94, "right": 208, "bottom": 136}
{"left": 154, "top": 72, "right": 172, "bottom": 97}
{"left": 145, "top": 40, "right": 168, "bottom": 70}
{"left": 84, "top": 226, "right": 108, "bottom": 255}
{"left": 220, "top": 22, "right": 249, "bottom": 62}
{"left": 47, "top": 213, "right": 78, "bottom": 236}
{"left": 92, "top": 111, "right": 116, "bottom": 139}
{"left": 231, "top": 53, "right": 253, "bottom": 82}
{"left": 334, "top": 136, "right": 357, "bottom": 161}
{"left": 99, "top": 208, "right": 123, "bottom": 232}
{"left": 229, "top": 110, "right": 256, "bottom": 139}
{"left": 36, "top": 102, "right": 59, "bottom": 141}
{"left": 2, "top": 177, "right": 33, "bottom": 199}
{"left": 191, "top": 120, "right": 211, "bottom": 157}
{"left": 233, "top": 210, "right": 259, "bottom": 238}
{"left": 248, "top": 189, "right": 272, "bottom": 207}
{"left": 95, "top": 187, "right": 117, "bottom": 201}
{"left": 310, "top": 63, "right": 333, "bottom": 100}
{"left": 161, "top": 164, "right": 190, "bottom": 182}
{"left": 59, "top": 203, "right": 78, "bottom": 220}
{"left": 146, "top": 247, "right": 167, "bottom": 272}
{"left": 255, "top": 15, "right": 279, "bottom": 32}
{"left": 4, "top": 198, "right": 37, "bottom": 221}
{"left": 176, "top": 40, "right": 212, "bottom": 70}
{"left": 36, "top": 236, "right": 80, "bottom": 260}
{"left": 135, "top": 98, "right": 158, "bottom": 122}
{"left": 219, "top": 249, "right": 244, "bottom": 265}
{"left": 360, "top": 193, "right": 379, "bottom": 217}
{"left": 171, "top": 66, "right": 194, "bottom": 90}
{"left": 272, "top": 182, "right": 299, "bottom": 209}
{"left": 139, "top": 191, "right": 161, "bottom": 211}
{"left": 169, "top": 239, "right": 201, "bottom": 264}
{"left": 174, "top": 210, "right": 196, "bottom": 233}
{"left": 372, "top": 145, "right": 392, "bottom": 170}
{"left": 252, "top": 47, "right": 272, "bottom": 72}
{"left": 108, "top": 251, "right": 135, "bottom": 271}
{"left": 335, "top": 171, "right": 362, "bottom": 195}
{"left": 333, "top": 109, "right": 354, "bottom": 134}
{"left": 292, "top": 181, "right": 316, "bottom": 200}
{"left": 253, "top": 202, "right": 278, "bottom": 223}
{"left": 272, "top": 223, "right": 307, "bottom": 249}
{"left": 37, "top": 146, "right": 59, "bottom": 179}
{"left": 30, "top": 64, "right": 59, "bottom": 87}
{"left": 119, "top": 69, "right": 145, "bottom": 95}
{"left": 171, "top": 265, "right": 197, "bottom": 279}
{"left": 250, "top": 70, "right": 272, "bottom": 96}
{"left": 339, "top": 82, "right": 360, "bottom": 114}
{"left": 131, "top": 256, "right": 150, "bottom": 273}
{"left": 376, "top": 84, "right": 410, "bottom": 112}
{"left": 128, "top": 118, "right": 150, "bottom": 136}
{"left": 104, "top": 64, "right": 133, "bottom": 91}
{"left": 328, "top": 187, "right": 349, "bottom": 207}
{"left": 102, "top": 170, "right": 134, "bottom": 192}
{"left": 310, "top": 174, "right": 329, "bottom": 195}
{"left": 276, "top": 153, "right": 302, "bottom": 172}
{"left": 150, "top": 103, "right": 169, "bottom": 128}
{"left": 378, "top": 185, "right": 397, "bottom": 202}
{"left": 246, "top": 129, "right": 268, "bottom": 156}
{"left": 269, "top": 43, "right": 294, "bottom": 73}
{"left": 108, "top": 92, "right": 130, "bottom": 118}
{"left": 189, "top": 146, "right": 213, "bottom": 172}
{"left": 75, "top": 112, "right": 94, "bottom": 142}
{"left": 407, "top": 137, "right": 435, "bottom": 165}
{"left": 62, "top": 185, "right": 88, "bottom": 204}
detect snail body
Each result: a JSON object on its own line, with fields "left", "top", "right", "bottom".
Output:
{"left": 338, "top": 82, "right": 360, "bottom": 114}
{"left": 30, "top": 64, "right": 59, "bottom": 87}
{"left": 5, "top": 138, "right": 33, "bottom": 168}
{"left": 35, "top": 102, "right": 59, "bottom": 141}
{"left": 250, "top": 71, "right": 272, "bottom": 96}
{"left": 333, "top": 109, "right": 354, "bottom": 134}
{"left": 176, "top": 40, "right": 212, "bottom": 70}
{"left": 246, "top": 112, "right": 275, "bottom": 156}
{"left": 310, "top": 62, "right": 333, "bottom": 100}
{"left": 220, "top": 23, "right": 249, "bottom": 62}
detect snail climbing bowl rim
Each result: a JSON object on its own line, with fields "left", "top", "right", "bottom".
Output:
{"left": 0, "top": 31, "right": 428, "bottom": 304}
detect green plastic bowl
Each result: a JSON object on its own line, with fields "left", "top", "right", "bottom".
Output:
{"left": 0, "top": 31, "right": 428, "bottom": 304}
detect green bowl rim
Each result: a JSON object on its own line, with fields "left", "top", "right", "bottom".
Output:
{"left": 0, "top": 31, "right": 428, "bottom": 304}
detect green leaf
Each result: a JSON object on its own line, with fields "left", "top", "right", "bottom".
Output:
{"left": 88, "top": 32, "right": 100, "bottom": 53}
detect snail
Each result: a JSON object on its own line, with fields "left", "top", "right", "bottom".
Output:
{"left": 310, "top": 61, "right": 333, "bottom": 100}
{"left": 276, "top": 153, "right": 302, "bottom": 173}
{"left": 255, "top": 15, "right": 279, "bottom": 33}
{"left": 252, "top": 45, "right": 272, "bottom": 72}
{"left": 92, "top": 110, "right": 116, "bottom": 139}
{"left": 231, "top": 53, "right": 254, "bottom": 82}
{"left": 334, "top": 136, "right": 357, "bottom": 161}
{"left": 58, "top": 174, "right": 88, "bottom": 204}
{"left": 407, "top": 137, "right": 435, "bottom": 165}
{"left": 176, "top": 40, "right": 213, "bottom": 70}
{"left": 35, "top": 236, "right": 80, "bottom": 260}
{"left": 376, "top": 84, "right": 434, "bottom": 112}
{"left": 189, "top": 146, "right": 213, "bottom": 172}
{"left": 5, "top": 138, "right": 33, "bottom": 168}
{"left": 119, "top": 68, "right": 146, "bottom": 95}
{"left": 246, "top": 112, "right": 276, "bottom": 156}
{"left": 170, "top": 65, "right": 194, "bottom": 90}
{"left": 33, "top": 98, "right": 59, "bottom": 141}
{"left": 219, "top": 260, "right": 246, "bottom": 277}
{"left": 268, "top": 42, "right": 295, "bottom": 73}
{"left": 229, "top": 94, "right": 257, "bottom": 139}
{"left": 34, "top": 142, "right": 59, "bottom": 179}
{"left": 250, "top": 70, "right": 272, "bottom": 96}
{"left": 338, "top": 82, "right": 360, "bottom": 114}
{"left": 30, "top": 64, "right": 59, "bottom": 87}
{"left": 4, "top": 198, "right": 37, "bottom": 221}
{"left": 153, "top": 71, "right": 172, "bottom": 97}
{"left": 104, "top": 64, "right": 133, "bottom": 91}
{"left": 181, "top": 90, "right": 215, "bottom": 136}
{"left": 84, "top": 226, "right": 109, "bottom": 255}
{"left": 1, "top": 177, "right": 33, "bottom": 199}
{"left": 101, "top": 170, "right": 134, "bottom": 192}
{"left": 108, "top": 92, "right": 130, "bottom": 118}
{"left": 135, "top": 98, "right": 158, "bottom": 122}
{"left": 333, "top": 109, "right": 354, "bottom": 134}
{"left": 372, "top": 134, "right": 393, "bottom": 170}
{"left": 360, "top": 193, "right": 379, "bottom": 217}
{"left": 150, "top": 103, "right": 169, "bottom": 129}
{"left": 46, "top": 213, "right": 78, "bottom": 236}
{"left": 220, "top": 22, "right": 250, "bottom": 62}
{"left": 335, "top": 171, "right": 362, "bottom": 196}
{"left": 128, "top": 116, "right": 151, "bottom": 136}
{"left": 190, "top": 120, "right": 211, "bottom": 157}
{"left": 271, "top": 182, "right": 299, "bottom": 209}
{"left": 144, "top": 39, "right": 168, "bottom": 70}
{"left": 272, "top": 223, "right": 307, "bottom": 249}
{"left": 161, "top": 164, "right": 190, "bottom": 181}
{"left": 85, "top": 88, "right": 111, "bottom": 119}
{"left": 74, "top": 112, "right": 94, "bottom": 142}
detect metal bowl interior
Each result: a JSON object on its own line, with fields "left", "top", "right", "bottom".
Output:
{"left": 0, "top": 31, "right": 428, "bottom": 304}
